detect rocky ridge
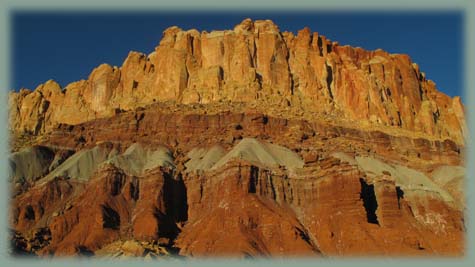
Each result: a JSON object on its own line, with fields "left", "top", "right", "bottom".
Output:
{"left": 9, "top": 18, "right": 466, "bottom": 144}
{"left": 8, "top": 19, "right": 466, "bottom": 258}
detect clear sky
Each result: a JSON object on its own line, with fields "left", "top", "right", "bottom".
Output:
{"left": 12, "top": 11, "right": 463, "bottom": 99}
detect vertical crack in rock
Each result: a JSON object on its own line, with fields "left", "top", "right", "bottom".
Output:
{"left": 134, "top": 112, "right": 145, "bottom": 131}
{"left": 268, "top": 172, "right": 277, "bottom": 200}
{"left": 433, "top": 109, "right": 440, "bottom": 123}
{"left": 290, "top": 73, "right": 295, "bottom": 95}
{"left": 199, "top": 180, "right": 204, "bottom": 201}
{"left": 325, "top": 63, "right": 334, "bottom": 100}
{"left": 418, "top": 84, "right": 424, "bottom": 100}
{"left": 110, "top": 171, "right": 126, "bottom": 196}
{"left": 396, "top": 186, "right": 404, "bottom": 209}
{"left": 397, "top": 111, "right": 403, "bottom": 127}
{"left": 359, "top": 179, "right": 379, "bottom": 225}
{"left": 317, "top": 36, "right": 324, "bottom": 56}
{"left": 255, "top": 73, "right": 263, "bottom": 88}
{"left": 248, "top": 165, "right": 258, "bottom": 193}
{"left": 129, "top": 176, "right": 139, "bottom": 201}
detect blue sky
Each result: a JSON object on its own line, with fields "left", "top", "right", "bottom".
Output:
{"left": 12, "top": 11, "right": 463, "bottom": 99}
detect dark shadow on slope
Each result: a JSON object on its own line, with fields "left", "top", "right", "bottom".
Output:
{"left": 325, "top": 63, "right": 334, "bottom": 99}
{"left": 248, "top": 166, "right": 258, "bottom": 193}
{"left": 359, "top": 178, "right": 379, "bottom": 225}
{"left": 163, "top": 172, "right": 188, "bottom": 222}
{"left": 101, "top": 205, "right": 120, "bottom": 229}
{"left": 160, "top": 170, "right": 189, "bottom": 256}
{"left": 396, "top": 186, "right": 404, "bottom": 209}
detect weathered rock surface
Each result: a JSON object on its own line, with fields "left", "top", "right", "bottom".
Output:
{"left": 8, "top": 19, "right": 466, "bottom": 258}
{"left": 9, "top": 19, "right": 466, "bottom": 144}
{"left": 9, "top": 145, "right": 75, "bottom": 196}
{"left": 9, "top": 107, "right": 465, "bottom": 257}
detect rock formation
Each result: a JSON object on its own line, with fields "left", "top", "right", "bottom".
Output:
{"left": 9, "top": 19, "right": 466, "bottom": 144}
{"left": 9, "top": 19, "right": 466, "bottom": 258}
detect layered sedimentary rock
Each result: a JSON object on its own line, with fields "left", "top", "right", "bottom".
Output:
{"left": 9, "top": 107, "right": 465, "bottom": 257}
{"left": 9, "top": 19, "right": 466, "bottom": 144}
{"left": 9, "top": 19, "right": 466, "bottom": 258}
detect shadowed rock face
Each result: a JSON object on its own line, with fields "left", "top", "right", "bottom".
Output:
{"left": 9, "top": 146, "right": 56, "bottom": 185}
{"left": 8, "top": 19, "right": 466, "bottom": 258}
{"left": 9, "top": 146, "right": 75, "bottom": 196}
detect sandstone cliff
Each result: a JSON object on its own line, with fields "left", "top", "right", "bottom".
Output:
{"left": 9, "top": 19, "right": 466, "bottom": 144}
{"left": 10, "top": 107, "right": 465, "bottom": 257}
{"left": 9, "top": 19, "right": 467, "bottom": 258}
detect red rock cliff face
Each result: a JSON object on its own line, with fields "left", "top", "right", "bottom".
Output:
{"left": 8, "top": 19, "right": 466, "bottom": 258}
{"left": 9, "top": 109, "right": 465, "bottom": 257}
{"left": 9, "top": 19, "right": 466, "bottom": 144}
